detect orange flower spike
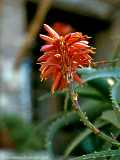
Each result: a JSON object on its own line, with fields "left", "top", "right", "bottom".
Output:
{"left": 39, "top": 34, "right": 54, "bottom": 43}
{"left": 52, "top": 22, "right": 74, "bottom": 35}
{"left": 37, "top": 54, "right": 49, "bottom": 62}
{"left": 44, "top": 24, "right": 60, "bottom": 39}
{"left": 51, "top": 72, "right": 62, "bottom": 95}
{"left": 40, "top": 44, "right": 54, "bottom": 52}
{"left": 38, "top": 24, "right": 95, "bottom": 94}
{"left": 42, "top": 67, "right": 54, "bottom": 79}
{"left": 73, "top": 74, "right": 84, "bottom": 84}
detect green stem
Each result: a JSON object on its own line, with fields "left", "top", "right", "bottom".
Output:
{"left": 69, "top": 82, "right": 120, "bottom": 147}
{"left": 64, "top": 92, "right": 69, "bottom": 113}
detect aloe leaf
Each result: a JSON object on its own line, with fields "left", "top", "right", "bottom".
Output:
{"left": 111, "top": 80, "right": 120, "bottom": 107}
{"left": 87, "top": 78, "right": 110, "bottom": 98}
{"left": 64, "top": 120, "right": 108, "bottom": 159}
{"left": 109, "top": 80, "right": 120, "bottom": 123}
{"left": 70, "top": 149, "right": 120, "bottom": 160}
{"left": 77, "top": 67, "right": 120, "bottom": 82}
{"left": 101, "top": 110, "right": 120, "bottom": 129}
{"left": 81, "top": 100, "right": 112, "bottom": 120}
{"left": 47, "top": 112, "right": 79, "bottom": 159}
{"left": 74, "top": 85, "right": 103, "bottom": 100}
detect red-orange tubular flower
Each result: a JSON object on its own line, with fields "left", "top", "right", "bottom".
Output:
{"left": 38, "top": 24, "right": 95, "bottom": 94}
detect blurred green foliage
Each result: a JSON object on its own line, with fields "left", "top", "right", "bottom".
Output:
{"left": 38, "top": 67, "right": 120, "bottom": 159}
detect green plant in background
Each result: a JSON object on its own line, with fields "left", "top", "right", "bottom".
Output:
{"left": 0, "top": 114, "right": 46, "bottom": 151}
{"left": 37, "top": 24, "right": 120, "bottom": 159}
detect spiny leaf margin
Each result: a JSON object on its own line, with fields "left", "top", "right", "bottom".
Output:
{"left": 64, "top": 120, "right": 108, "bottom": 159}
{"left": 70, "top": 149, "right": 120, "bottom": 160}
{"left": 77, "top": 67, "right": 120, "bottom": 82}
{"left": 46, "top": 112, "right": 79, "bottom": 159}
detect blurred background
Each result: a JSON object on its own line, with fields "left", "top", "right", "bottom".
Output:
{"left": 0, "top": 0, "right": 120, "bottom": 159}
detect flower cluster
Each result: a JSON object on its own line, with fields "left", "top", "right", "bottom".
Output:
{"left": 52, "top": 22, "right": 73, "bottom": 35}
{"left": 38, "top": 24, "right": 95, "bottom": 94}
